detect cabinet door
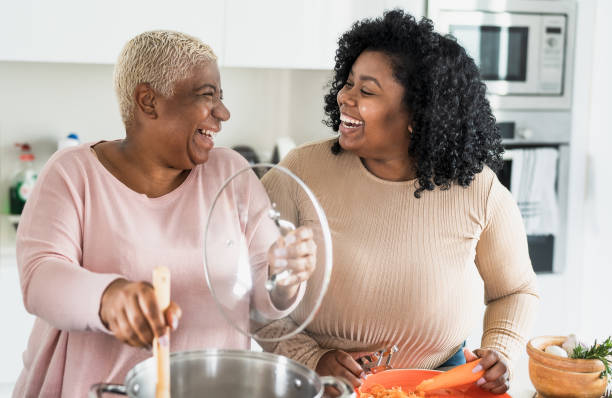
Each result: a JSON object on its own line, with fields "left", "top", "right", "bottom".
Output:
{"left": 0, "top": 256, "right": 35, "bottom": 385}
{"left": 0, "top": 0, "right": 225, "bottom": 64}
{"left": 223, "top": 0, "right": 425, "bottom": 69}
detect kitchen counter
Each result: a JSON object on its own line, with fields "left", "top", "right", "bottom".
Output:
{"left": 507, "top": 357, "right": 537, "bottom": 398}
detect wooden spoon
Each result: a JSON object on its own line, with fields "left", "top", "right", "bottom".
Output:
{"left": 416, "top": 359, "right": 485, "bottom": 393}
{"left": 153, "top": 266, "right": 171, "bottom": 398}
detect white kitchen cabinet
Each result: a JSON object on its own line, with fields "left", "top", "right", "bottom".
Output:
{"left": 0, "top": 0, "right": 424, "bottom": 68}
{"left": 206, "top": 0, "right": 425, "bottom": 69}
{"left": 0, "top": 0, "right": 225, "bottom": 64}
{"left": 0, "top": 253, "right": 34, "bottom": 386}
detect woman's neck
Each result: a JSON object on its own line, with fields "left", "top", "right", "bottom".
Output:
{"left": 361, "top": 156, "right": 417, "bottom": 182}
{"left": 94, "top": 139, "right": 189, "bottom": 198}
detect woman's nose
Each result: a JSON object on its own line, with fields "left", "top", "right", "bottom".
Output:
{"left": 214, "top": 101, "right": 230, "bottom": 122}
{"left": 337, "top": 88, "right": 356, "bottom": 107}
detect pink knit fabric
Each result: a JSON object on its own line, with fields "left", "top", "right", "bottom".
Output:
{"left": 14, "top": 143, "right": 287, "bottom": 397}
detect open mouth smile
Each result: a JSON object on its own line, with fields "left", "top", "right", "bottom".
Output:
{"left": 197, "top": 129, "right": 218, "bottom": 140}
{"left": 340, "top": 114, "right": 364, "bottom": 131}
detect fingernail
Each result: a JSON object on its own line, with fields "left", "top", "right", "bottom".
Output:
{"left": 476, "top": 377, "right": 486, "bottom": 386}
{"left": 472, "top": 364, "right": 483, "bottom": 373}
{"left": 274, "top": 248, "right": 287, "bottom": 257}
{"left": 159, "top": 334, "right": 169, "bottom": 347}
{"left": 275, "top": 259, "right": 288, "bottom": 268}
{"left": 172, "top": 318, "right": 178, "bottom": 331}
{"left": 359, "top": 372, "right": 366, "bottom": 379}
{"left": 285, "top": 234, "right": 296, "bottom": 244}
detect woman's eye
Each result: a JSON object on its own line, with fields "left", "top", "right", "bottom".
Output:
{"left": 360, "top": 89, "right": 373, "bottom": 95}
{"left": 201, "top": 92, "right": 214, "bottom": 97}
{"left": 344, "top": 81, "right": 354, "bottom": 88}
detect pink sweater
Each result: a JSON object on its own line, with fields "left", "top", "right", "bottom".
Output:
{"left": 14, "top": 144, "right": 287, "bottom": 397}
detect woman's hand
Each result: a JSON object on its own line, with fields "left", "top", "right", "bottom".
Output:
{"left": 99, "top": 278, "right": 182, "bottom": 348}
{"left": 268, "top": 226, "right": 316, "bottom": 308}
{"left": 464, "top": 347, "right": 510, "bottom": 394}
{"left": 316, "top": 350, "right": 364, "bottom": 396}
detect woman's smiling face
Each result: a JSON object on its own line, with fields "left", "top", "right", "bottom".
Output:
{"left": 153, "top": 61, "right": 230, "bottom": 169}
{"left": 337, "top": 50, "right": 412, "bottom": 161}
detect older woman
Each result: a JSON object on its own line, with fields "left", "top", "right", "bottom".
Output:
{"left": 261, "top": 10, "right": 538, "bottom": 395}
{"left": 14, "top": 30, "right": 315, "bottom": 397}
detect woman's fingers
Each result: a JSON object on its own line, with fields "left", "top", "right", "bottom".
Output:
{"left": 316, "top": 350, "right": 364, "bottom": 390}
{"left": 334, "top": 351, "right": 365, "bottom": 380}
{"left": 490, "top": 381, "right": 511, "bottom": 394}
{"left": 137, "top": 285, "right": 166, "bottom": 338}
{"left": 126, "top": 295, "right": 154, "bottom": 345}
{"left": 463, "top": 347, "right": 480, "bottom": 362}
{"left": 165, "top": 302, "right": 182, "bottom": 331}
{"left": 269, "top": 226, "right": 317, "bottom": 285}
{"left": 291, "top": 226, "right": 313, "bottom": 241}
{"left": 100, "top": 278, "right": 180, "bottom": 348}
{"left": 116, "top": 308, "right": 147, "bottom": 347}
{"left": 286, "top": 239, "right": 317, "bottom": 258}
{"left": 328, "top": 351, "right": 363, "bottom": 388}
{"left": 472, "top": 349, "right": 510, "bottom": 393}
{"left": 474, "top": 348, "right": 500, "bottom": 370}
{"left": 479, "top": 362, "right": 509, "bottom": 391}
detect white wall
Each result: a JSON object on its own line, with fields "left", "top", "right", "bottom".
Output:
{"left": 531, "top": 0, "right": 612, "bottom": 343}
{"left": 576, "top": 0, "right": 612, "bottom": 339}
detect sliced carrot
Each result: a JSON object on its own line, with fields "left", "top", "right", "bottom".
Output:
{"left": 415, "top": 359, "right": 484, "bottom": 393}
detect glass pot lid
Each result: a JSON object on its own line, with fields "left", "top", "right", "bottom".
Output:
{"left": 203, "top": 163, "right": 332, "bottom": 342}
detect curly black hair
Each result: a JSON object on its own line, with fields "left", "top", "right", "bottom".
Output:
{"left": 324, "top": 9, "right": 504, "bottom": 198}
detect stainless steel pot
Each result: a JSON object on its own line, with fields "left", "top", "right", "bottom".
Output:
{"left": 89, "top": 349, "right": 354, "bottom": 398}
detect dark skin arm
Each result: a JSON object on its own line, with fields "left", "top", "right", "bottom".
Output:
{"left": 316, "top": 350, "right": 365, "bottom": 397}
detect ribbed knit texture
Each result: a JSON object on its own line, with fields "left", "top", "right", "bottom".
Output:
{"left": 260, "top": 138, "right": 539, "bottom": 375}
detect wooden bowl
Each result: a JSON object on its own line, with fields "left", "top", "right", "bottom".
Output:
{"left": 527, "top": 336, "right": 608, "bottom": 398}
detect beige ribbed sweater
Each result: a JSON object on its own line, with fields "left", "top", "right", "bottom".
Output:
{"left": 259, "top": 138, "right": 539, "bottom": 375}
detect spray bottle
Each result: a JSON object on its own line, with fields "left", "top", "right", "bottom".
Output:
{"left": 9, "top": 143, "right": 37, "bottom": 215}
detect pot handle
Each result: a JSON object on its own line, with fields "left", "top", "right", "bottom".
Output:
{"left": 88, "top": 383, "right": 128, "bottom": 397}
{"left": 320, "top": 376, "right": 356, "bottom": 398}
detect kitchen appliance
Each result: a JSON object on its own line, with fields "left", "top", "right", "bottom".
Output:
{"left": 430, "top": 1, "right": 576, "bottom": 273}
{"left": 494, "top": 110, "right": 571, "bottom": 273}
{"left": 89, "top": 350, "right": 353, "bottom": 397}
{"left": 430, "top": 0, "right": 576, "bottom": 109}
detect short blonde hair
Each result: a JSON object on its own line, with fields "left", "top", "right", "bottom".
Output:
{"left": 114, "top": 30, "right": 217, "bottom": 126}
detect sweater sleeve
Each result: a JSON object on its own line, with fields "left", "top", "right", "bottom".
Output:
{"left": 475, "top": 176, "right": 540, "bottom": 370}
{"left": 258, "top": 148, "right": 332, "bottom": 370}
{"left": 16, "top": 154, "right": 122, "bottom": 333}
{"left": 255, "top": 317, "right": 335, "bottom": 370}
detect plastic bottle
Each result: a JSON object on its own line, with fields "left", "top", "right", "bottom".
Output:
{"left": 57, "top": 132, "right": 80, "bottom": 151}
{"left": 9, "top": 143, "right": 38, "bottom": 215}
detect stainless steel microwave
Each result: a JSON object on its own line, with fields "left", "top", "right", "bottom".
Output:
{"left": 430, "top": 0, "right": 576, "bottom": 110}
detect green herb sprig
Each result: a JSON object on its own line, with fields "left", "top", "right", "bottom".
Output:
{"left": 570, "top": 336, "right": 612, "bottom": 380}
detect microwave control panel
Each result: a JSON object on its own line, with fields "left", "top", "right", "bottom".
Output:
{"left": 539, "top": 15, "right": 566, "bottom": 94}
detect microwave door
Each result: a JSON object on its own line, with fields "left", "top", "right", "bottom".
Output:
{"left": 438, "top": 11, "right": 541, "bottom": 95}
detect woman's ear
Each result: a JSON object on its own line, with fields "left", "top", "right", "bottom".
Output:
{"left": 134, "top": 83, "right": 157, "bottom": 119}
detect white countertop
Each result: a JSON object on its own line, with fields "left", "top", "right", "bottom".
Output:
{"left": 507, "top": 357, "right": 536, "bottom": 398}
